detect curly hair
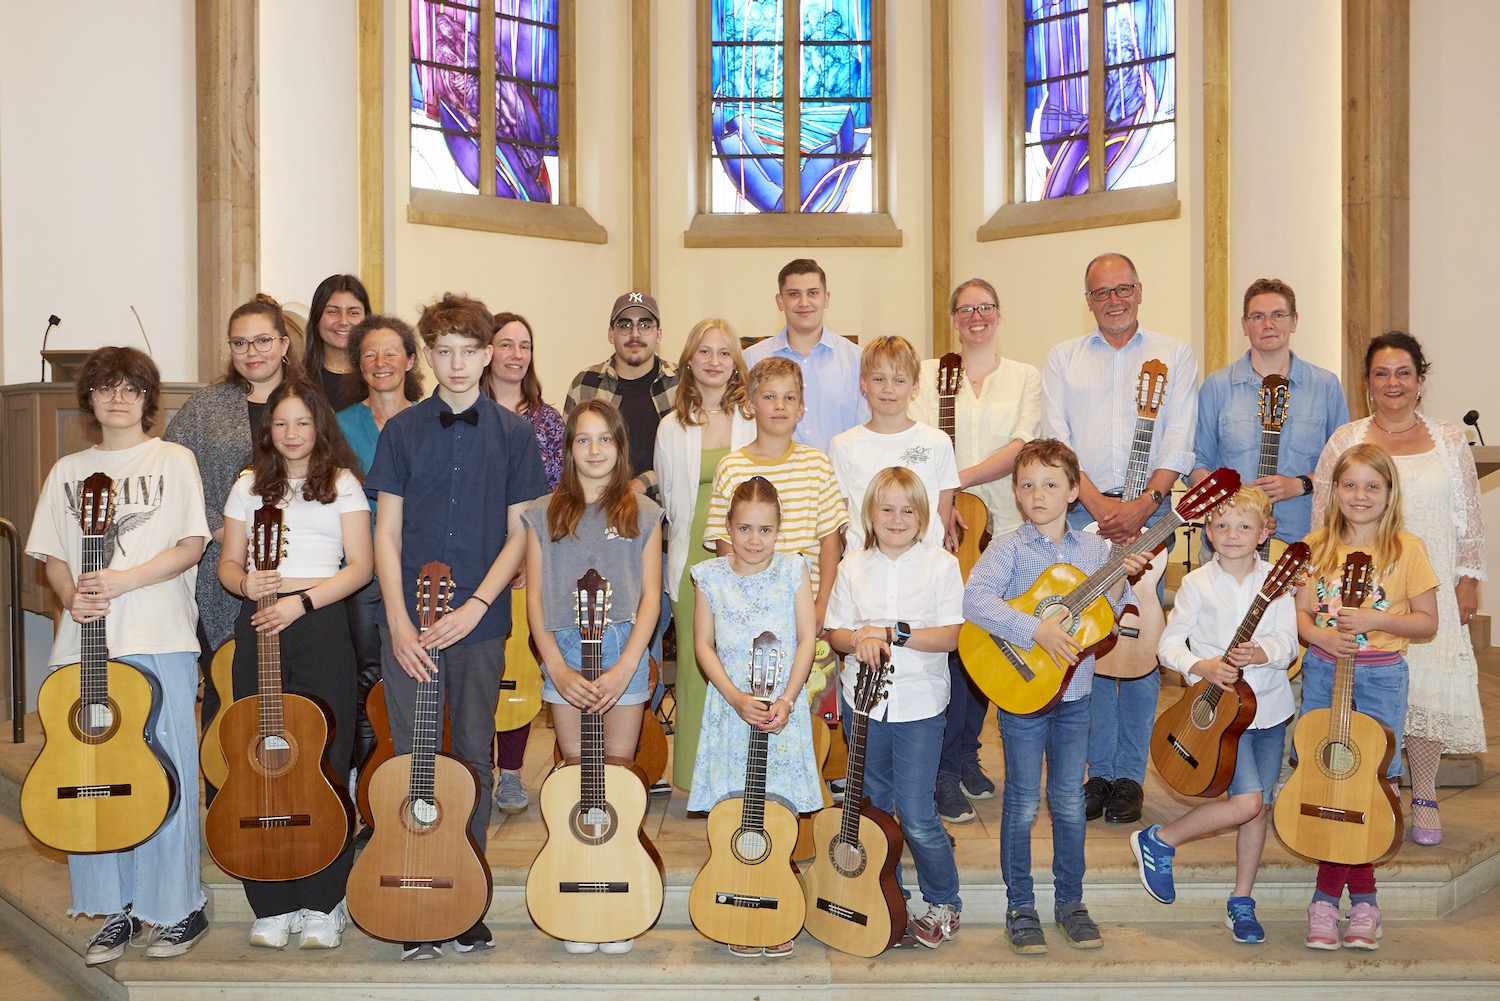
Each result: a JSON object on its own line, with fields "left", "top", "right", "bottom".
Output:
{"left": 75, "top": 346, "right": 162, "bottom": 432}
{"left": 249, "top": 379, "right": 363, "bottom": 506}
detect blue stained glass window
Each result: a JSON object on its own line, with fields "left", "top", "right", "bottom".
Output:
{"left": 710, "top": 0, "right": 875, "bottom": 214}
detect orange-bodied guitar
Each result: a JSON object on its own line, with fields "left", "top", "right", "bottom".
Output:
{"left": 800, "top": 657, "right": 904, "bottom": 957}
{"left": 1274, "top": 552, "right": 1403, "bottom": 864}
{"left": 348, "top": 561, "right": 492, "bottom": 943}
{"left": 197, "top": 640, "right": 236, "bottom": 791}
{"left": 689, "top": 631, "right": 807, "bottom": 948}
{"left": 961, "top": 469, "right": 1241, "bottom": 716}
{"left": 1151, "top": 542, "right": 1310, "bottom": 797}
{"left": 526, "top": 569, "right": 665, "bottom": 945}
{"left": 355, "top": 679, "right": 452, "bottom": 830}
{"left": 22, "top": 473, "right": 177, "bottom": 854}
{"left": 205, "top": 503, "right": 352, "bottom": 882}
{"left": 937, "top": 353, "right": 991, "bottom": 581}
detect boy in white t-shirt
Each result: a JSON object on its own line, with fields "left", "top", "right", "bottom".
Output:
{"left": 830, "top": 336, "right": 959, "bottom": 551}
{"left": 26, "top": 347, "right": 212, "bottom": 963}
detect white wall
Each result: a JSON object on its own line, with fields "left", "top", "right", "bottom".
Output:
{"left": 0, "top": 1, "right": 197, "bottom": 383}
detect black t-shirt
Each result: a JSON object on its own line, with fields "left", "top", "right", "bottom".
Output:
{"left": 615, "top": 359, "right": 662, "bottom": 482}
{"left": 320, "top": 366, "right": 361, "bottom": 413}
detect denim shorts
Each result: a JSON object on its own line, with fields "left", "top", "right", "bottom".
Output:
{"left": 1299, "top": 647, "right": 1408, "bottom": 779}
{"left": 541, "top": 620, "right": 650, "bottom": 706}
{"left": 1227, "top": 719, "right": 1289, "bottom": 804}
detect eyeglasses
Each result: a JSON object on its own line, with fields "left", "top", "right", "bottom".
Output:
{"left": 612, "top": 317, "right": 659, "bottom": 333}
{"left": 1085, "top": 283, "right": 1140, "bottom": 303}
{"left": 953, "top": 303, "right": 998, "bottom": 319}
{"left": 1246, "top": 310, "right": 1294, "bottom": 324}
{"left": 91, "top": 384, "right": 144, "bottom": 403}
{"left": 228, "top": 334, "right": 286, "bottom": 354}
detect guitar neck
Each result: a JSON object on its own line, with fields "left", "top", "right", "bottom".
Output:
{"left": 939, "top": 391, "right": 957, "bottom": 448}
{"left": 1255, "top": 426, "right": 1282, "bottom": 559}
{"left": 740, "top": 727, "right": 771, "bottom": 834}
{"left": 1330, "top": 649, "right": 1357, "bottom": 747}
{"left": 409, "top": 649, "right": 442, "bottom": 803}
{"left": 579, "top": 630, "right": 605, "bottom": 810}
{"left": 1121, "top": 416, "right": 1156, "bottom": 502}
{"left": 1067, "top": 508, "right": 1182, "bottom": 615}
{"left": 255, "top": 593, "right": 286, "bottom": 739}
{"left": 79, "top": 536, "right": 108, "bottom": 704}
{"left": 1199, "top": 593, "right": 1271, "bottom": 710}
{"left": 836, "top": 712, "right": 872, "bottom": 843}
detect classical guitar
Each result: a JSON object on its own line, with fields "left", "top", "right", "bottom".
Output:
{"left": 937, "top": 352, "right": 991, "bottom": 580}
{"left": 1255, "top": 374, "right": 1292, "bottom": 563}
{"left": 689, "top": 631, "right": 807, "bottom": 948}
{"left": 493, "top": 589, "right": 543, "bottom": 731}
{"left": 1092, "top": 359, "right": 1171, "bottom": 680}
{"left": 348, "top": 561, "right": 492, "bottom": 943}
{"left": 1274, "top": 552, "right": 1403, "bottom": 864}
{"left": 355, "top": 678, "right": 451, "bottom": 830}
{"left": 793, "top": 717, "right": 835, "bottom": 864}
{"left": 198, "top": 639, "right": 235, "bottom": 791}
{"left": 550, "top": 653, "right": 669, "bottom": 790}
{"left": 526, "top": 569, "right": 665, "bottom": 945}
{"left": 205, "top": 503, "right": 352, "bottom": 882}
{"left": 1151, "top": 542, "right": 1309, "bottom": 798}
{"left": 800, "top": 657, "right": 904, "bottom": 958}
{"left": 961, "top": 469, "right": 1241, "bottom": 717}
{"left": 22, "top": 473, "right": 177, "bottom": 854}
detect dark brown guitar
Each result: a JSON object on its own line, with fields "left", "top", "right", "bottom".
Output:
{"left": 1151, "top": 542, "right": 1309, "bottom": 797}
{"left": 937, "top": 352, "right": 990, "bottom": 580}
{"left": 205, "top": 503, "right": 352, "bottom": 882}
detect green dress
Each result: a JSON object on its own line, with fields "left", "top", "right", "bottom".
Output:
{"left": 671, "top": 445, "right": 730, "bottom": 791}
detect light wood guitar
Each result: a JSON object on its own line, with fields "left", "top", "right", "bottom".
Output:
{"left": 937, "top": 353, "right": 991, "bottom": 580}
{"left": 348, "top": 561, "right": 492, "bottom": 943}
{"left": 355, "top": 678, "right": 451, "bottom": 830}
{"left": 961, "top": 470, "right": 1241, "bottom": 716}
{"left": 551, "top": 654, "right": 669, "bottom": 789}
{"left": 1254, "top": 375, "right": 1299, "bottom": 677}
{"left": 794, "top": 718, "right": 835, "bottom": 864}
{"left": 1092, "top": 359, "right": 1170, "bottom": 680}
{"left": 1151, "top": 543, "right": 1309, "bottom": 797}
{"left": 800, "top": 657, "right": 905, "bottom": 957}
{"left": 526, "top": 569, "right": 665, "bottom": 945}
{"left": 205, "top": 503, "right": 352, "bottom": 882}
{"left": 198, "top": 639, "right": 235, "bottom": 791}
{"left": 22, "top": 473, "right": 177, "bottom": 854}
{"left": 1274, "top": 552, "right": 1403, "bottom": 864}
{"left": 689, "top": 631, "right": 807, "bottom": 947}
{"left": 494, "top": 587, "right": 543, "bottom": 731}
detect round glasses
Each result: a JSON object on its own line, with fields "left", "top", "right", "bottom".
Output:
{"left": 229, "top": 334, "right": 286, "bottom": 354}
{"left": 92, "top": 384, "right": 144, "bottom": 403}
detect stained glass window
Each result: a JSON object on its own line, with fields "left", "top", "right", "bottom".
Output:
{"left": 411, "top": 0, "right": 560, "bottom": 203}
{"left": 1022, "top": 0, "right": 1175, "bottom": 202}
{"left": 709, "top": 0, "right": 875, "bottom": 214}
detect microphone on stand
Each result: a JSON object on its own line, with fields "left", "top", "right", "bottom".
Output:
{"left": 130, "top": 305, "right": 155, "bottom": 357}
{"left": 1463, "top": 410, "right": 1486, "bottom": 446}
{"left": 39, "top": 314, "right": 61, "bottom": 382}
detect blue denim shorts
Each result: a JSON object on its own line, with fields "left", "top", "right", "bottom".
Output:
{"left": 541, "top": 620, "right": 650, "bottom": 706}
{"left": 1299, "top": 647, "right": 1408, "bottom": 779}
{"left": 1227, "top": 720, "right": 1289, "bottom": 804}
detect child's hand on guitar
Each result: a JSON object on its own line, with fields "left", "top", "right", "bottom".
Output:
{"left": 66, "top": 584, "right": 110, "bottom": 623}
{"left": 76, "top": 567, "right": 131, "bottom": 600}
{"left": 1120, "top": 550, "right": 1151, "bottom": 578}
{"left": 762, "top": 695, "right": 793, "bottom": 735}
{"left": 1316, "top": 622, "right": 1359, "bottom": 658}
{"left": 1335, "top": 606, "right": 1383, "bottom": 637}
{"left": 585, "top": 662, "right": 635, "bottom": 713}
{"left": 730, "top": 690, "right": 778, "bottom": 730}
{"left": 1191, "top": 657, "right": 1240, "bottom": 692}
{"left": 944, "top": 505, "right": 967, "bottom": 553}
{"left": 1033, "top": 616, "right": 1081, "bottom": 667}
{"left": 242, "top": 568, "right": 282, "bottom": 601}
{"left": 251, "top": 595, "right": 304, "bottom": 635}
{"left": 551, "top": 663, "right": 599, "bottom": 710}
{"left": 388, "top": 616, "right": 440, "bottom": 681}
{"left": 850, "top": 625, "right": 891, "bottom": 668}
{"left": 1222, "top": 640, "right": 1265, "bottom": 669}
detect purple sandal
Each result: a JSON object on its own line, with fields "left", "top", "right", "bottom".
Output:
{"left": 1411, "top": 797, "right": 1442, "bottom": 846}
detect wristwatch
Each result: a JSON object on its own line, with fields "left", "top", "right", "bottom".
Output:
{"left": 299, "top": 592, "right": 315, "bottom": 615}
{"left": 1146, "top": 488, "right": 1165, "bottom": 504}
{"left": 1298, "top": 474, "right": 1314, "bottom": 495}
{"left": 893, "top": 621, "right": 912, "bottom": 647}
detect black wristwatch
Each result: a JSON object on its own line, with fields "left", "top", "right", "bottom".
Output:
{"left": 1298, "top": 474, "right": 1314, "bottom": 496}
{"left": 893, "top": 621, "right": 912, "bottom": 647}
{"left": 299, "top": 592, "right": 315, "bottom": 615}
{"left": 1146, "top": 488, "right": 1165, "bottom": 504}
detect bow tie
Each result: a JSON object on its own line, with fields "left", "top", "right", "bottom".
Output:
{"left": 439, "top": 408, "right": 479, "bottom": 428}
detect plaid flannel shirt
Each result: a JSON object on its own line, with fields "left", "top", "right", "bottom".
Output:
{"left": 564, "top": 355, "right": 679, "bottom": 496}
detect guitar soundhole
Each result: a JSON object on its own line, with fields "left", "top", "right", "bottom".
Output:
{"left": 404, "top": 796, "right": 440, "bottom": 830}
{"left": 571, "top": 803, "right": 618, "bottom": 846}
{"left": 254, "top": 733, "right": 295, "bottom": 775}
{"left": 829, "top": 838, "right": 866, "bottom": 877}
{"left": 1316, "top": 739, "right": 1360, "bottom": 780}
{"left": 1034, "top": 597, "right": 1077, "bottom": 635}
{"left": 1188, "top": 695, "right": 1216, "bottom": 730}
{"left": 732, "top": 828, "right": 771, "bottom": 865}
{"left": 70, "top": 699, "right": 120, "bottom": 744}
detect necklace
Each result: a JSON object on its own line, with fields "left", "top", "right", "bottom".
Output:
{"left": 702, "top": 407, "right": 724, "bottom": 415}
{"left": 1373, "top": 415, "right": 1421, "bottom": 434}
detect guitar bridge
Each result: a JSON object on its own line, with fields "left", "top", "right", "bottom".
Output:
{"left": 559, "top": 881, "right": 629, "bottom": 893}
{"left": 1299, "top": 803, "right": 1367, "bottom": 825}
{"left": 238, "top": 814, "right": 313, "bottom": 828}
{"left": 1165, "top": 734, "right": 1200, "bottom": 768}
{"left": 815, "top": 898, "right": 868, "bottom": 926}
{"left": 378, "top": 876, "right": 455, "bottom": 889}
{"left": 58, "top": 784, "right": 131, "bottom": 799}
{"left": 715, "top": 892, "right": 778, "bottom": 909}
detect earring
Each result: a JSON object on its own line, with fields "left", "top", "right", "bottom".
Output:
{"left": 1417, "top": 392, "right": 1423, "bottom": 406}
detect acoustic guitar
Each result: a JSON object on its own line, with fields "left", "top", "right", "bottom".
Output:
{"left": 1091, "top": 359, "right": 1171, "bottom": 680}
{"left": 937, "top": 352, "right": 991, "bottom": 580}
{"left": 355, "top": 678, "right": 452, "bottom": 830}
{"left": 526, "top": 569, "right": 665, "bottom": 945}
{"left": 1254, "top": 374, "right": 1302, "bottom": 678}
{"left": 800, "top": 657, "right": 904, "bottom": 957}
{"left": 1150, "top": 542, "right": 1309, "bottom": 798}
{"left": 961, "top": 469, "right": 1241, "bottom": 716}
{"left": 793, "top": 717, "right": 835, "bottom": 864}
{"left": 493, "top": 588, "right": 543, "bottom": 731}
{"left": 550, "top": 654, "right": 669, "bottom": 789}
{"left": 205, "top": 503, "right": 352, "bottom": 882}
{"left": 1274, "top": 552, "right": 1402, "bottom": 864}
{"left": 347, "top": 561, "right": 492, "bottom": 943}
{"left": 198, "top": 639, "right": 235, "bottom": 791}
{"left": 22, "top": 472, "right": 177, "bottom": 854}
{"left": 688, "top": 631, "right": 807, "bottom": 948}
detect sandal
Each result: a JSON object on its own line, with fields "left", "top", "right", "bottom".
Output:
{"left": 728, "top": 943, "right": 763, "bottom": 958}
{"left": 1411, "top": 797, "right": 1442, "bottom": 846}
{"left": 763, "top": 940, "right": 794, "bottom": 958}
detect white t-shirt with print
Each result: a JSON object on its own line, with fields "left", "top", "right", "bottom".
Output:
{"left": 829, "top": 421, "right": 961, "bottom": 551}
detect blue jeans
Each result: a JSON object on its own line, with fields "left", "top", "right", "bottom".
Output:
{"left": 543, "top": 621, "right": 651, "bottom": 706}
{"left": 844, "top": 701, "right": 961, "bottom": 910}
{"left": 1299, "top": 648, "right": 1408, "bottom": 780}
{"left": 998, "top": 696, "right": 1090, "bottom": 911}
{"left": 1226, "top": 720, "right": 1289, "bottom": 804}
{"left": 940, "top": 651, "right": 989, "bottom": 777}
{"left": 1087, "top": 673, "right": 1160, "bottom": 783}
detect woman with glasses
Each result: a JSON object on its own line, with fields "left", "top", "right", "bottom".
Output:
{"left": 304, "top": 274, "right": 372, "bottom": 413}
{"left": 910, "top": 278, "right": 1043, "bottom": 825}
{"left": 165, "top": 294, "right": 302, "bottom": 796}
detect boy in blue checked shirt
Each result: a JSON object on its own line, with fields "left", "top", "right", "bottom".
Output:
{"left": 962, "top": 439, "right": 1146, "bottom": 955}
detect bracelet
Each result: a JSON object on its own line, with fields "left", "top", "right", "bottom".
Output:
{"left": 238, "top": 575, "right": 249, "bottom": 598}
{"left": 299, "top": 592, "right": 315, "bottom": 615}
{"left": 774, "top": 695, "right": 796, "bottom": 710}
{"left": 471, "top": 595, "right": 492, "bottom": 610}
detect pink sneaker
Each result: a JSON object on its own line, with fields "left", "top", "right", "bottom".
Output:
{"left": 1344, "top": 902, "right": 1382, "bottom": 950}
{"left": 1305, "top": 900, "right": 1341, "bottom": 951}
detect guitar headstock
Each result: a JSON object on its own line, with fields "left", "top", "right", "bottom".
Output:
{"left": 1263, "top": 541, "right": 1311, "bottom": 602}
{"left": 250, "top": 503, "right": 287, "bottom": 572}
{"left": 851, "top": 657, "right": 893, "bottom": 717}
{"left": 1135, "top": 359, "right": 1169, "bottom": 419}
{"left": 1340, "top": 551, "right": 1375, "bottom": 608}
{"left": 415, "top": 560, "right": 455, "bottom": 632}
{"left": 1177, "top": 468, "right": 1242, "bottom": 520}
{"left": 1258, "top": 374, "right": 1290, "bottom": 432}
{"left": 77, "top": 472, "right": 115, "bottom": 537}
{"left": 575, "top": 568, "right": 611, "bottom": 643}
{"left": 938, "top": 352, "right": 964, "bottom": 396}
{"left": 748, "top": 630, "right": 786, "bottom": 701}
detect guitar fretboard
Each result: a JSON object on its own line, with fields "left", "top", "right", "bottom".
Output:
{"left": 579, "top": 633, "right": 606, "bottom": 812}
{"left": 409, "top": 657, "right": 442, "bottom": 805}
{"left": 837, "top": 710, "right": 870, "bottom": 847}
{"left": 255, "top": 595, "right": 286, "bottom": 743}
{"left": 78, "top": 535, "right": 109, "bottom": 740}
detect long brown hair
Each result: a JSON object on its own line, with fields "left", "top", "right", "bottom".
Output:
{"left": 250, "top": 379, "right": 362, "bottom": 505}
{"left": 303, "top": 273, "right": 371, "bottom": 375}
{"left": 672, "top": 317, "right": 750, "bottom": 426}
{"left": 547, "top": 399, "right": 639, "bottom": 541}
{"left": 1306, "top": 443, "right": 1406, "bottom": 583}
{"left": 483, "top": 312, "right": 544, "bottom": 414}
{"left": 222, "top": 293, "right": 304, "bottom": 389}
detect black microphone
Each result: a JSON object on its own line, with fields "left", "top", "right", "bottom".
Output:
{"left": 130, "top": 305, "right": 155, "bottom": 358}
{"left": 39, "top": 314, "right": 61, "bottom": 382}
{"left": 1464, "top": 410, "right": 1486, "bottom": 446}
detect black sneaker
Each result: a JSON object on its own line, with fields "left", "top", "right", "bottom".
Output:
{"left": 86, "top": 909, "right": 140, "bottom": 965}
{"left": 1054, "top": 901, "right": 1103, "bottom": 949}
{"left": 401, "top": 941, "right": 443, "bottom": 961}
{"left": 959, "top": 761, "right": 996, "bottom": 800}
{"left": 146, "top": 908, "right": 208, "bottom": 958}
{"left": 1083, "top": 776, "right": 1113, "bottom": 821}
{"left": 453, "top": 919, "right": 493, "bottom": 953}
{"left": 935, "top": 771, "right": 975, "bottom": 823}
{"left": 1104, "top": 777, "right": 1144, "bottom": 824}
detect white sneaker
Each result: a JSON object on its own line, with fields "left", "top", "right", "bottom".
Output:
{"left": 599, "top": 939, "right": 634, "bottom": 954}
{"left": 249, "top": 910, "right": 304, "bottom": 949}
{"left": 299, "top": 902, "right": 347, "bottom": 949}
{"left": 563, "top": 940, "right": 599, "bottom": 954}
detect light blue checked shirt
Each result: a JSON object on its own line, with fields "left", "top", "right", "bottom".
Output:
{"left": 744, "top": 326, "right": 869, "bottom": 454}
{"left": 963, "top": 522, "right": 1134, "bottom": 702}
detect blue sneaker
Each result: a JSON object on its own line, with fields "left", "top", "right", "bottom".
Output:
{"left": 1130, "top": 825, "right": 1176, "bottom": 904}
{"left": 1226, "top": 896, "right": 1265, "bottom": 944}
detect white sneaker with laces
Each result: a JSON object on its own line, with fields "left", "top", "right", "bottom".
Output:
{"left": 299, "top": 902, "right": 347, "bottom": 949}
{"left": 249, "top": 910, "right": 304, "bottom": 949}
